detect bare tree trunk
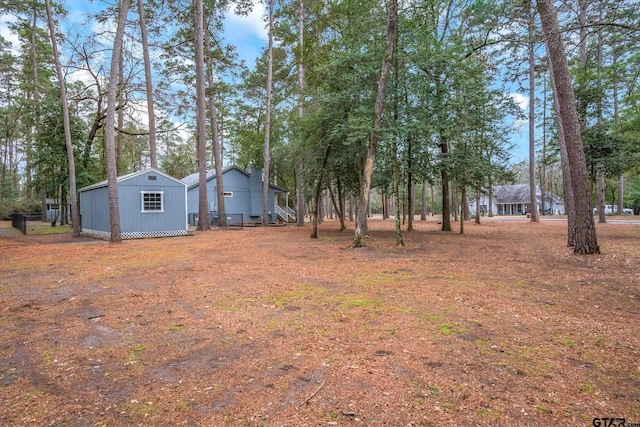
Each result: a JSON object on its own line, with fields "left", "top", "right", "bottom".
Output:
{"left": 310, "top": 144, "right": 331, "bottom": 238}
{"left": 262, "top": 0, "right": 275, "bottom": 225}
{"left": 440, "top": 142, "right": 452, "bottom": 231}
{"left": 541, "top": 72, "right": 547, "bottom": 216}
{"left": 462, "top": 187, "right": 470, "bottom": 221}
{"left": 538, "top": 0, "right": 599, "bottom": 254}
{"left": 26, "top": 6, "right": 38, "bottom": 199}
{"left": 597, "top": 167, "right": 606, "bottom": 223}
{"left": 548, "top": 65, "right": 575, "bottom": 245}
{"left": 528, "top": 4, "right": 539, "bottom": 222}
{"left": 204, "top": 22, "right": 226, "bottom": 227}
{"left": 421, "top": 181, "right": 427, "bottom": 220}
{"left": 194, "top": 0, "right": 210, "bottom": 231}
{"left": 475, "top": 186, "right": 481, "bottom": 225}
{"left": 45, "top": 0, "right": 81, "bottom": 237}
{"left": 459, "top": 187, "right": 465, "bottom": 234}
{"left": 488, "top": 180, "right": 494, "bottom": 217}
{"left": 137, "top": 0, "right": 157, "bottom": 169}
{"left": 382, "top": 193, "right": 387, "bottom": 220}
{"left": 452, "top": 186, "right": 458, "bottom": 222}
{"left": 296, "top": 0, "right": 306, "bottom": 226}
{"left": 116, "top": 46, "right": 124, "bottom": 174}
{"left": 352, "top": 0, "right": 397, "bottom": 247}
{"left": 431, "top": 184, "right": 435, "bottom": 217}
{"left": 328, "top": 183, "right": 345, "bottom": 231}
{"left": 440, "top": 166, "right": 451, "bottom": 231}
{"left": 393, "top": 137, "right": 404, "bottom": 246}
{"left": 612, "top": 56, "right": 624, "bottom": 216}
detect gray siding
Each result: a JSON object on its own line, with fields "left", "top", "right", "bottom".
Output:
{"left": 80, "top": 186, "right": 110, "bottom": 233}
{"left": 79, "top": 169, "right": 187, "bottom": 239}
{"left": 184, "top": 166, "right": 285, "bottom": 223}
{"left": 118, "top": 172, "right": 186, "bottom": 234}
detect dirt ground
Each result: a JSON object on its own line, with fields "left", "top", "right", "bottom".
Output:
{"left": 0, "top": 216, "right": 639, "bottom": 426}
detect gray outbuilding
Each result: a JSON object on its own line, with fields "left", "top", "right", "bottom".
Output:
{"left": 182, "top": 165, "right": 293, "bottom": 224}
{"left": 79, "top": 168, "right": 188, "bottom": 239}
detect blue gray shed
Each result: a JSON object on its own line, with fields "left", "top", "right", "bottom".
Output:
{"left": 79, "top": 168, "right": 188, "bottom": 239}
{"left": 182, "top": 165, "right": 293, "bottom": 224}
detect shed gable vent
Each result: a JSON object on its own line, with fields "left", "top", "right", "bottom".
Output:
{"left": 148, "top": 175, "right": 157, "bottom": 180}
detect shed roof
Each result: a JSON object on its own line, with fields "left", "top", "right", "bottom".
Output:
{"left": 79, "top": 168, "right": 186, "bottom": 192}
{"left": 181, "top": 165, "right": 288, "bottom": 193}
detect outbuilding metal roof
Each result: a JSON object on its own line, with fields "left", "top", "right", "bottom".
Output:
{"left": 79, "top": 168, "right": 185, "bottom": 192}
{"left": 181, "top": 165, "right": 288, "bottom": 193}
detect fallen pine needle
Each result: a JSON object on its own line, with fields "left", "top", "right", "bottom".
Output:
{"left": 298, "top": 380, "right": 326, "bottom": 407}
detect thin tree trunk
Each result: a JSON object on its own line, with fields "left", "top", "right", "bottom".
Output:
{"left": 488, "top": 180, "right": 494, "bottom": 217}
{"left": 352, "top": 0, "right": 397, "bottom": 247}
{"left": 27, "top": 6, "right": 38, "bottom": 199}
{"left": 440, "top": 141, "right": 452, "bottom": 231}
{"left": 116, "top": 46, "right": 124, "bottom": 175}
{"left": 263, "top": 0, "right": 275, "bottom": 225}
{"left": 462, "top": 187, "right": 470, "bottom": 221}
{"left": 421, "top": 181, "right": 427, "bottom": 220}
{"left": 475, "top": 186, "right": 481, "bottom": 225}
{"left": 548, "top": 65, "right": 575, "bottom": 245}
{"left": 44, "top": 0, "right": 80, "bottom": 237}
{"left": 41, "top": 193, "right": 47, "bottom": 223}
{"left": 611, "top": 56, "right": 624, "bottom": 215}
{"left": 296, "top": 0, "right": 305, "bottom": 226}
{"left": 538, "top": 0, "right": 598, "bottom": 254}
{"left": 382, "top": 192, "right": 387, "bottom": 220}
{"left": 393, "top": 137, "right": 404, "bottom": 246}
{"left": 137, "top": 0, "right": 157, "bottom": 169}
{"left": 194, "top": 0, "right": 210, "bottom": 230}
{"left": 328, "top": 183, "right": 345, "bottom": 231}
{"left": 204, "top": 22, "right": 226, "bottom": 227}
{"left": 430, "top": 184, "right": 435, "bottom": 217}
{"left": 407, "top": 149, "right": 413, "bottom": 231}
{"left": 541, "top": 72, "right": 547, "bottom": 215}
{"left": 310, "top": 143, "right": 331, "bottom": 238}
{"left": 597, "top": 166, "right": 606, "bottom": 223}
{"left": 459, "top": 187, "right": 465, "bottom": 234}
{"left": 452, "top": 186, "right": 458, "bottom": 222}
{"left": 528, "top": 4, "right": 539, "bottom": 222}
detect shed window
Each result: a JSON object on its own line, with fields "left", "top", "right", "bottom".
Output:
{"left": 142, "top": 191, "right": 164, "bottom": 212}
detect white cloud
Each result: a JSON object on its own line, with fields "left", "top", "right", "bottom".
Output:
{"left": 225, "top": 1, "right": 268, "bottom": 42}
{"left": 0, "top": 14, "right": 20, "bottom": 53}
{"left": 510, "top": 93, "right": 529, "bottom": 112}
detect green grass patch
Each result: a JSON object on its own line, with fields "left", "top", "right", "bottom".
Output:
{"left": 438, "top": 322, "right": 466, "bottom": 336}
{"left": 267, "top": 284, "right": 324, "bottom": 308}
{"left": 580, "top": 382, "right": 596, "bottom": 394}
{"left": 127, "top": 343, "right": 145, "bottom": 362}
{"left": 555, "top": 336, "right": 575, "bottom": 347}
{"left": 27, "top": 224, "right": 71, "bottom": 235}
{"left": 477, "top": 408, "right": 500, "bottom": 420}
{"left": 125, "top": 399, "right": 155, "bottom": 416}
{"left": 340, "top": 296, "right": 381, "bottom": 309}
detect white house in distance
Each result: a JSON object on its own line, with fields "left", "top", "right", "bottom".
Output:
{"left": 469, "top": 184, "right": 565, "bottom": 216}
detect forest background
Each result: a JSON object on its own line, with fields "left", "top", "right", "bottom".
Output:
{"left": 0, "top": 0, "right": 639, "bottom": 238}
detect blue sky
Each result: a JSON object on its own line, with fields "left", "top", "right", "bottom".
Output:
{"left": 0, "top": 1, "right": 532, "bottom": 161}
